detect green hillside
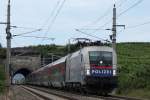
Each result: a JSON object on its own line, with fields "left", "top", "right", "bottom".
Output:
{"left": 117, "top": 43, "right": 150, "bottom": 99}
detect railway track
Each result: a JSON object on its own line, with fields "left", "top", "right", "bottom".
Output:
{"left": 22, "top": 85, "right": 143, "bottom": 100}
{"left": 22, "top": 86, "right": 71, "bottom": 100}
{"left": 90, "top": 95, "right": 142, "bottom": 100}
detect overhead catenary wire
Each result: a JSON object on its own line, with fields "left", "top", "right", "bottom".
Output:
{"left": 92, "top": 0, "right": 143, "bottom": 32}
{"left": 40, "top": 0, "right": 62, "bottom": 29}
{"left": 46, "top": 0, "right": 66, "bottom": 31}
{"left": 76, "top": 0, "right": 143, "bottom": 43}
{"left": 10, "top": 1, "right": 61, "bottom": 45}
{"left": 12, "top": 39, "right": 21, "bottom": 47}
{"left": 80, "top": 0, "right": 128, "bottom": 29}
{"left": 11, "top": 26, "right": 41, "bottom": 30}
{"left": 82, "top": 5, "right": 112, "bottom": 28}
{"left": 77, "top": 28, "right": 106, "bottom": 31}
{"left": 75, "top": 29, "right": 110, "bottom": 42}
{"left": 4, "top": 1, "right": 61, "bottom": 47}
{"left": 14, "top": 35, "right": 55, "bottom": 40}
{"left": 118, "top": 0, "right": 144, "bottom": 17}
{"left": 84, "top": 19, "right": 112, "bottom": 35}
{"left": 42, "top": 0, "right": 66, "bottom": 42}
{"left": 117, "top": 0, "right": 128, "bottom": 8}
{"left": 78, "top": 17, "right": 112, "bottom": 36}
{"left": 117, "top": 20, "right": 150, "bottom": 35}
{"left": 102, "top": 0, "right": 142, "bottom": 28}
{"left": 126, "top": 21, "right": 150, "bottom": 29}
{"left": 12, "top": 29, "right": 42, "bottom": 37}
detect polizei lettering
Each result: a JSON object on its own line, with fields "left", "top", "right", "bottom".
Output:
{"left": 91, "top": 69, "right": 112, "bottom": 76}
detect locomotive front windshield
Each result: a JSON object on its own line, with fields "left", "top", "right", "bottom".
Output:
{"left": 89, "top": 51, "right": 112, "bottom": 66}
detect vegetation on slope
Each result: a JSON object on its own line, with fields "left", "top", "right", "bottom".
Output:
{"left": 30, "top": 44, "right": 80, "bottom": 57}
{"left": 0, "top": 47, "right": 6, "bottom": 94}
{"left": 0, "top": 48, "right": 6, "bottom": 59}
{"left": 0, "top": 65, "right": 5, "bottom": 94}
{"left": 117, "top": 43, "right": 150, "bottom": 99}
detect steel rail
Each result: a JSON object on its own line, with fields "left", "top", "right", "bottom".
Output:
{"left": 22, "top": 85, "right": 77, "bottom": 100}
{"left": 22, "top": 86, "right": 53, "bottom": 100}
{"left": 23, "top": 85, "right": 142, "bottom": 100}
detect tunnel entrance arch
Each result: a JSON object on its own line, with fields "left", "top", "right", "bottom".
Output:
{"left": 12, "top": 68, "right": 32, "bottom": 84}
{"left": 13, "top": 68, "right": 31, "bottom": 78}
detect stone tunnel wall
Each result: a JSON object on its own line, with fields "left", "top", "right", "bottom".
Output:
{"left": 11, "top": 55, "right": 41, "bottom": 75}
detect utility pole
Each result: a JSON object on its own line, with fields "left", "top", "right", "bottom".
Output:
{"left": 110, "top": 4, "right": 125, "bottom": 70}
{"left": 68, "top": 39, "right": 71, "bottom": 53}
{"left": 51, "top": 54, "right": 54, "bottom": 63}
{"left": 111, "top": 4, "right": 125, "bottom": 51}
{"left": 112, "top": 4, "right": 117, "bottom": 52}
{"left": 5, "top": 0, "right": 11, "bottom": 98}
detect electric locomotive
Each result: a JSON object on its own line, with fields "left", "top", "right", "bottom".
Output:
{"left": 26, "top": 46, "right": 117, "bottom": 94}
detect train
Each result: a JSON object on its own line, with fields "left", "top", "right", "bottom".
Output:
{"left": 26, "top": 46, "right": 117, "bottom": 94}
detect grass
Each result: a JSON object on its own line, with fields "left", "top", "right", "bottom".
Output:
{"left": 118, "top": 89, "right": 150, "bottom": 100}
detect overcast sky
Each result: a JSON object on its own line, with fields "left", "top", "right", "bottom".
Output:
{"left": 0, "top": 0, "right": 150, "bottom": 47}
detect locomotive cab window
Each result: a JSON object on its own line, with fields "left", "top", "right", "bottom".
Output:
{"left": 89, "top": 51, "right": 112, "bottom": 66}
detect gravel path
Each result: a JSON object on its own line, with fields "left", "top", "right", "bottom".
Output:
{"left": 9, "top": 85, "right": 42, "bottom": 100}
{"left": 0, "top": 95, "right": 6, "bottom": 100}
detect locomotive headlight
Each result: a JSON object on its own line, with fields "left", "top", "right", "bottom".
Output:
{"left": 113, "top": 69, "right": 116, "bottom": 76}
{"left": 86, "top": 69, "right": 90, "bottom": 75}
